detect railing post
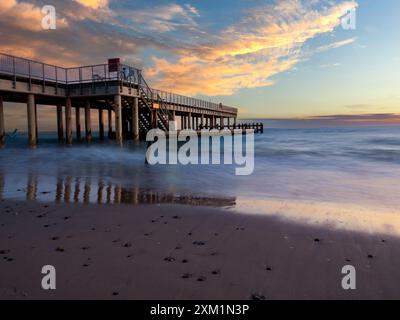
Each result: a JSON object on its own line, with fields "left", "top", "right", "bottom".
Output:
{"left": 12, "top": 57, "right": 16, "bottom": 89}
{"left": 42, "top": 63, "right": 45, "bottom": 93}
{"left": 28, "top": 61, "right": 31, "bottom": 91}
{"left": 55, "top": 66, "right": 58, "bottom": 94}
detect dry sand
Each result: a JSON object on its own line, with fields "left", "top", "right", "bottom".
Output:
{"left": 0, "top": 199, "right": 399, "bottom": 300}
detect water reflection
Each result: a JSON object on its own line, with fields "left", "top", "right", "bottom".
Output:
{"left": 1, "top": 172, "right": 236, "bottom": 207}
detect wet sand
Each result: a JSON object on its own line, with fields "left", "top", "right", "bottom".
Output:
{"left": 0, "top": 199, "right": 399, "bottom": 300}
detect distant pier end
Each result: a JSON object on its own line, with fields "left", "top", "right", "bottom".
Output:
{"left": 0, "top": 53, "right": 263, "bottom": 147}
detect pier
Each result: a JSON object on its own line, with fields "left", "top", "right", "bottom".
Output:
{"left": 0, "top": 53, "right": 263, "bottom": 148}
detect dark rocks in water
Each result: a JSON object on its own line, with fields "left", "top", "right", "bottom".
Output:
{"left": 55, "top": 247, "right": 65, "bottom": 252}
{"left": 211, "top": 270, "right": 220, "bottom": 275}
{"left": 368, "top": 254, "right": 374, "bottom": 259}
{"left": 112, "top": 292, "right": 119, "bottom": 296}
{"left": 182, "top": 259, "right": 188, "bottom": 264}
{"left": 251, "top": 293, "right": 266, "bottom": 300}
{"left": 196, "top": 277, "right": 206, "bottom": 282}
{"left": 122, "top": 243, "right": 132, "bottom": 248}
{"left": 181, "top": 273, "right": 192, "bottom": 279}
{"left": 164, "top": 257, "right": 175, "bottom": 262}
{"left": 0, "top": 249, "right": 10, "bottom": 255}
{"left": 193, "top": 241, "right": 205, "bottom": 246}
{"left": 314, "top": 238, "right": 320, "bottom": 243}
{"left": 51, "top": 236, "right": 59, "bottom": 241}
{"left": 266, "top": 267, "right": 272, "bottom": 271}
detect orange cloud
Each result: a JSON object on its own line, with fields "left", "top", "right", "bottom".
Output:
{"left": 146, "top": 0, "right": 358, "bottom": 96}
{"left": 74, "top": 0, "right": 109, "bottom": 9}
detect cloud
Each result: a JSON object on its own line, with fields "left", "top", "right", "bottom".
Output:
{"left": 74, "top": 0, "right": 109, "bottom": 9}
{"left": 316, "top": 38, "right": 356, "bottom": 52}
{"left": 146, "top": 0, "right": 359, "bottom": 96}
{"left": 128, "top": 3, "right": 200, "bottom": 33}
{"left": 320, "top": 62, "right": 341, "bottom": 68}
{"left": 0, "top": 0, "right": 358, "bottom": 97}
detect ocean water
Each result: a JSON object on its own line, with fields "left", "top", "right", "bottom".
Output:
{"left": 1, "top": 125, "right": 400, "bottom": 233}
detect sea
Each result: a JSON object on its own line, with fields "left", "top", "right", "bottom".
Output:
{"left": 1, "top": 124, "right": 400, "bottom": 234}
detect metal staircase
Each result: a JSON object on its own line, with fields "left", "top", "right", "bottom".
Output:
{"left": 138, "top": 72, "right": 171, "bottom": 132}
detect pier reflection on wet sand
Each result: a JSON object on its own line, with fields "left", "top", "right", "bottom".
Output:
{"left": 0, "top": 172, "right": 236, "bottom": 207}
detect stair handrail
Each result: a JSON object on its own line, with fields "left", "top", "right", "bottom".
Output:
{"left": 138, "top": 71, "right": 171, "bottom": 130}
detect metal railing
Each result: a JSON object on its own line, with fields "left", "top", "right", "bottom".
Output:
{"left": 0, "top": 53, "right": 237, "bottom": 115}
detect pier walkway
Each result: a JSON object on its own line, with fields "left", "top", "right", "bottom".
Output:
{"left": 0, "top": 53, "right": 261, "bottom": 147}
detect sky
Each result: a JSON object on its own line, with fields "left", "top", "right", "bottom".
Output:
{"left": 0, "top": 0, "right": 400, "bottom": 129}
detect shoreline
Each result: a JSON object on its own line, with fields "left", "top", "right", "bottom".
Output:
{"left": 1, "top": 199, "right": 400, "bottom": 299}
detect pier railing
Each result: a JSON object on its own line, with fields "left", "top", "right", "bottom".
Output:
{"left": 0, "top": 53, "right": 237, "bottom": 115}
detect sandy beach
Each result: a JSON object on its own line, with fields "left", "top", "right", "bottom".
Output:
{"left": 1, "top": 199, "right": 399, "bottom": 300}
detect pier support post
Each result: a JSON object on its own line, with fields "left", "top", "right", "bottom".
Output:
{"left": 65, "top": 97, "right": 73, "bottom": 145}
{"left": 98, "top": 107, "right": 104, "bottom": 140}
{"left": 132, "top": 97, "right": 139, "bottom": 141}
{"left": 201, "top": 114, "right": 204, "bottom": 129}
{"left": 108, "top": 109, "right": 112, "bottom": 138}
{"left": 220, "top": 116, "right": 224, "bottom": 129}
{"left": 85, "top": 100, "right": 92, "bottom": 143}
{"left": 27, "top": 94, "right": 37, "bottom": 147}
{"left": 152, "top": 109, "right": 158, "bottom": 129}
{"left": 56, "top": 105, "right": 64, "bottom": 142}
{"left": 114, "top": 94, "right": 122, "bottom": 144}
{"left": 188, "top": 112, "right": 192, "bottom": 129}
{"left": 75, "top": 107, "right": 81, "bottom": 139}
{"left": 0, "top": 96, "right": 5, "bottom": 148}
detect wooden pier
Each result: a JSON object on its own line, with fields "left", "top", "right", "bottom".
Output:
{"left": 0, "top": 53, "right": 263, "bottom": 147}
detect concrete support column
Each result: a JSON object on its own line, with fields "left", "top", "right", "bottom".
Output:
{"left": 65, "top": 97, "right": 73, "bottom": 145}
{"left": 27, "top": 94, "right": 37, "bottom": 147}
{"left": 56, "top": 105, "right": 64, "bottom": 142}
{"left": 0, "top": 96, "right": 5, "bottom": 148}
{"left": 201, "top": 114, "right": 204, "bottom": 128}
{"left": 182, "top": 115, "right": 186, "bottom": 129}
{"left": 152, "top": 109, "right": 158, "bottom": 129}
{"left": 108, "top": 109, "right": 112, "bottom": 138}
{"left": 220, "top": 116, "right": 224, "bottom": 129}
{"left": 85, "top": 101, "right": 92, "bottom": 143}
{"left": 188, "top": 112, "right": 192, "bottom": 129}
{"left": 98, "top": 107, "right": 104, "bottom": 140}
{"left": 114, "top": 94, "right": 122, "bottom": 144}
{"left": 132, "top": 97, "right": 139, "bottom": 141}
{"left": 75, "top": 107, "right": 81, "bottom": 139}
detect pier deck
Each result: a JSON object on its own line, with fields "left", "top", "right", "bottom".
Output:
{"left": 0, "top": 53, "right": 261, "bottom": 147}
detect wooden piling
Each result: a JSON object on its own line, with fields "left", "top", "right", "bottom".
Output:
{"left": 132, "top": 97, "right": 139, "bottom": 141}
{"left": 56, "top": 105, "right": 64, "bottom": 142}
{"left": 0, "top": 96, "right": 5, "bottom": 148}
{"left": 114, "top": 94, "right": 123, "bottom": 144}
{"left": 75, "top": 106, "right": 81, "bottom": 139}
{"left": 85, "top": 100, "right": 92, "bottom": 142}
{"left": 98, "top": 106, "right": 104, "bottom": 140}
{"left": 27, "top": 94, "right": 37, "bottom": 147}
